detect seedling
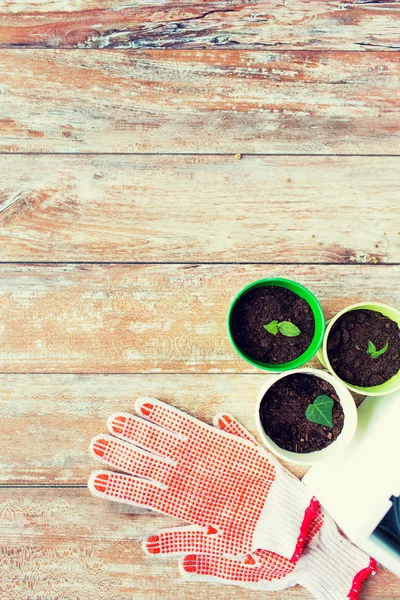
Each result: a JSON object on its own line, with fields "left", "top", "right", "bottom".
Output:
{"left": 264, "top": 320, "right": 301, "bottom": 337}
{"left": 366, "top": 340, "right": 388, "bottom": 359}
{"left": 305, "top": 395, "right": 334, "bottom": 428}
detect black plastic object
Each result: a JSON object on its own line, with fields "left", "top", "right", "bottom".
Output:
{"left": 375, "top": 496, "right": 400, "bottom": 552}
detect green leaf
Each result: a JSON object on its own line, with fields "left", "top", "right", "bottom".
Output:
{"left": 264, "top": 320, "right": 301, "bottom": 337}
{"left": 264, "top": 320, "right": 279, "bottom": 335}
{"left": 278, "top": 321, "right": 301, "bottom": 337}
{"left": 305, "top": 395, "right": 334, "bottom": 428}
{"left": 366, "top": 340, "right": 388, "bottom": 359}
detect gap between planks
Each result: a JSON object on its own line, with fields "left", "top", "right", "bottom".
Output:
{"left": 2, "top": 50, "right": 400, "bottom": 53}
{"left": 0, "top": 263, "right": 398, "bottom": 266}
{"left": 1, "top": 0, "right": 399, "bottom": 51}
{"left": 2, "top": 152, "right": 400, "bottom": 156}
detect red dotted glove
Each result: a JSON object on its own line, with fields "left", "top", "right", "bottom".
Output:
{"left": 176, "top": 514, "right": 376, "bottom": 600}
{"left": 88, "top": 397, "right": 317, "bottom": 561}
{"left": 145, "top": 414, "right": 377, "bottom": 600}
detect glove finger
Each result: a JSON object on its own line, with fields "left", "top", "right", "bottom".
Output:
{"left": 90, "top": 434, "right": 172, "bottom": 484}
{"left": 135, "top": 397, "right": 207, "bottom": 437}
{"left": 88, "top": 470, "right": 166, "bottom": 512}
{"left": 144, "top": 525, "right": 217, "bottom": 556}
{"left": 180, "top": 553, "right": 261, "bottom": 581}
{"left": 213, "top": 413, "right": 257, "bottom": 444}
{"left": 179, "top": 552, "right": 295, "bottom": 587}
{"left": 108, "top": 412, "right": 183, "bottom": 460}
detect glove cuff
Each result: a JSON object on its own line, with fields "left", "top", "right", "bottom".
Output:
{"left": 298, "top": 520, "right": 377, "bottom": 600}
{"left": 253, "top": 472, "right": 318, "bottom": 561}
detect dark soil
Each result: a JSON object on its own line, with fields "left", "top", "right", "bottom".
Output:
{"left": 327, "top": 309, "right": 400, "bottom": 387}
{"left": 229, "top": 286, "right": 315, "bottom": 364}
{"left": 259, "top": 373, "right": 344, "bottom": 453}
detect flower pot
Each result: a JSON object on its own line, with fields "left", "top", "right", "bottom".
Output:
{"left": 255, "top": 368, "right": 358, "bottom": 465}
{"left": 317, "top": 302, "right": 400, "bottom": 396}
{"left": 227, "top": 278, "right": 325, "bottom": 372}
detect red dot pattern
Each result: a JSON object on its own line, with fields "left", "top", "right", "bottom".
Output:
{"left": 92, "top": 436, "right": 171, "bottom": 484}
{"left": 180, "top": 508, "right": 325, "bottom": 584}
{"left": 91, "top": 399, "right": 281, "bottom": 557}
{"left": 176, "top": 414, "right": 326, "bottom": 584}
{"left": 217, "top": 413, "right": 255, "bottom": 443}
{"left": 109, "top": 413, "right": 182, "bottom": 460}
{"left": 183, "top": 549, "right": 296, "bottom": 583}
{"left": 177, "top": 415, "right": 324, "bottom": 583}
{"left": 146, "top": 528, "right": 215, "bottom": 556}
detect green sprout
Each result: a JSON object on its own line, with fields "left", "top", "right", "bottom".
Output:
{"left": 366, "top": 341, "right": 388, "bottom": 359}
{"left": 264, "top": 320, "right": 301, "bottom": 337}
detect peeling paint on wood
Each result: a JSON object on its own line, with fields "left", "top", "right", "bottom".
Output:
{"left": 0, "top": 50, "right": 399, "bottom": 153}
{"left": 0, "top": 4, "right": 398, "bottom": 596}
{"left": 0, "top": 155, "right": 398, "bottom": 263}
{"left": 0, "top": 264, "right": 398, "bottom": 373}
{"left": 0, "top": 1, "right": 400, "bottom": 50}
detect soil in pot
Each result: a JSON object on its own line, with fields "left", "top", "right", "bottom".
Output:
{"left": 230, "top": 286, "right": 315, "bottom": 364}
{"left": 327, "top": 309, "right": 400, "bottom": 387}
{"left": 259, "top": 373, "right": 344, "bottom": 453}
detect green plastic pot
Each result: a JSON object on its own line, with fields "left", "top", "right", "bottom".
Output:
{"left": 317, "top": 302, "right": 400, "bottom": 396}
{"left": 227, "top": 278, "right": 325, "bottom": 372}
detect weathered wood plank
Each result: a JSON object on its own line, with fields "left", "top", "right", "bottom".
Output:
{"left": 0, "top": 50, "right": 399, "bottom": 154}
{"left": 0, "top": 154, "right": 398, "bottom": 263}
{"left": 1, "top": 1, "right": 400, "bottom": 50}
{"left": 0, "top": 264, "right": 398, "bottom": 374}
{"left": 0, "top": 373, "right": 307, "bottom": 484}
{"left": 0, "top": 489, "right": 397, "bottom": 600}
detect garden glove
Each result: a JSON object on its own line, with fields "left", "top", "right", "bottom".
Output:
{"left": 145, "top": 413, "right": 376, "bottom": 600}
{"left": 88, "top": 397, "right": 318, "bottom": 561}
{"left": 176, "top": 515, "right": 376, "bottom": 600}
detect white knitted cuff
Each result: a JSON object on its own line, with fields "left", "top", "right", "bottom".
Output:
{"left": 297, "top": 521, "right": 376, "bottom": 600}
{"left": 253, "top": 473, "right": 318, "bottom": 560}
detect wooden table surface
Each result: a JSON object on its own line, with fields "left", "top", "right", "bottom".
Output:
{"left": 1, "top": 2, "right": 399, "bottom": 599}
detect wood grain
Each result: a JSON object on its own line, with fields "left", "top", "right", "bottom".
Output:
{"left": 1, "top": 488, "right": 397, "bottom": 600}
{"left": 0, "top": 154, "right": 398, "bottom": 263}
{"left": 1, "top": 7, "right": 399, "bottom": 597}
{"left": 1, "top": 50, "right": 399, "bottom": 154}
{"left": 1, "top": 1, "right": 400, "bottom": 50}
{"left": 0, "top": 264, "right": 398, "bottom": 374}
{"left": 0, "top": 373, "right": 301, "bottom": 484}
